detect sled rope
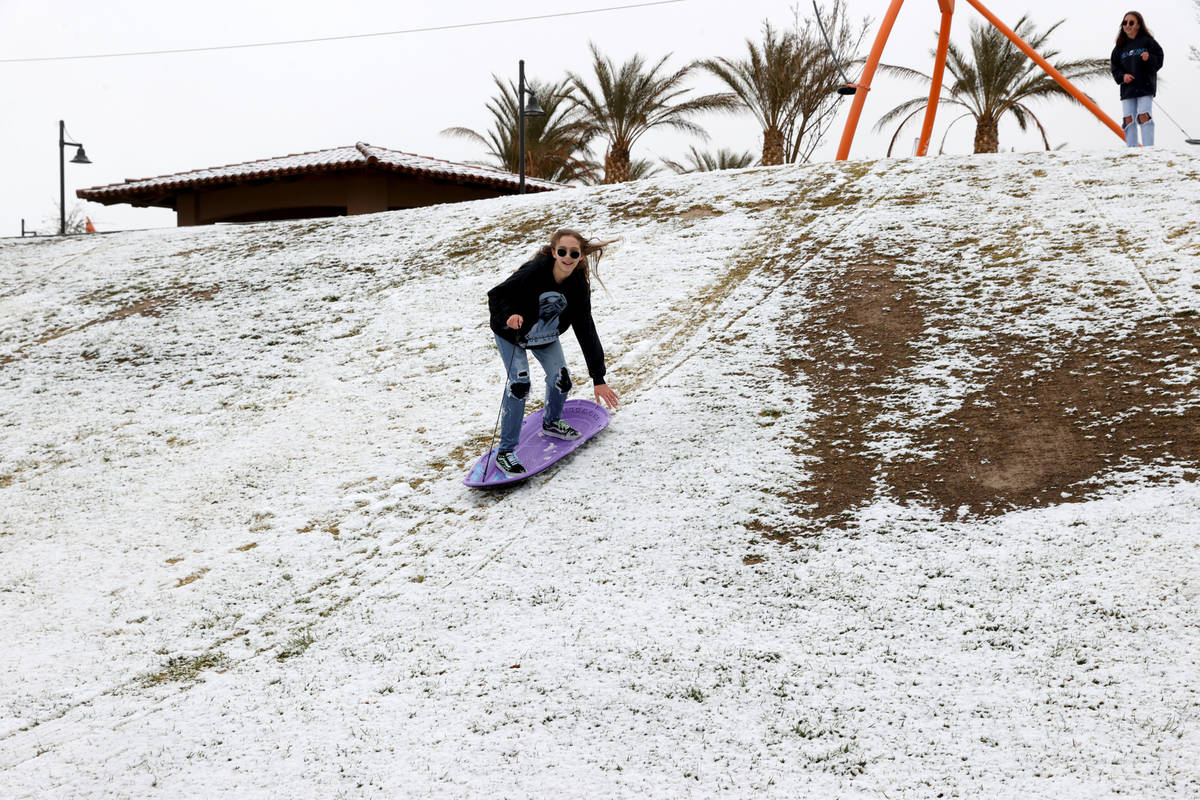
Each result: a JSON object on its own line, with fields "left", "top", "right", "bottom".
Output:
{"left": 482, "top": 337, "right": 522, "bottom": 478}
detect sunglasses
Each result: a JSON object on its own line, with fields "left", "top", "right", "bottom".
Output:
{"left": 1122, "top": 20, "right": 1137, "bottom": 26}
{"left": 555, "top": 247, "right": 581, "bottom": 259}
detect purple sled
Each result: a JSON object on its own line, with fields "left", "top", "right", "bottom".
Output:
{"left": 464, "top": 399, "right": 610, "bottom": 488}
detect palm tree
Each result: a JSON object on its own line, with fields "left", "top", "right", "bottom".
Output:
{"left": 875, "top": 16, "right": 1110, "bottom": 154}
{"left": 788, "top": 1, "right": 870, "bottom": 163}
{"left": 662, "top": 146, "right": 756, "bottom": 174}
{"left": 700, "top": 22, "right": 804, "bottom": 166}
{"left": 568, "top": 43, "right": 739, "bottom": 184}
{"left": 702, "top": 4, "right": 867, "bottom": 166}
{"left": 441, "top": 76, "right": 596, "bottom": 183}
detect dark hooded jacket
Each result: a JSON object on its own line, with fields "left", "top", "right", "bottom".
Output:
{"left": 487, "top": 253, "right": 607, "bottom": 385}
{"left": 1111, "top": 34, "right": 1163, "bottom": 100}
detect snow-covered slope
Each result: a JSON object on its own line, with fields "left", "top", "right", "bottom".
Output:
{"left": 2, "top": 149, "right": 1198, "bottom": 798}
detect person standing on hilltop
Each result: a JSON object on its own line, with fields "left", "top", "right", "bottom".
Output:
{"left": 1111, "top": 11, "right": 1164, "bottom": 148}
{"left": 486, "top": 229, "right": 621, "bottom": 476}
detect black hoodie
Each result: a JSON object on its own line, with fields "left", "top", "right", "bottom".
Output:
{"left": 487, "top": 253, "right": 607, "bottom": 385}
{"left": 1111, "top": 33, "right": 1163, "bottom": 100}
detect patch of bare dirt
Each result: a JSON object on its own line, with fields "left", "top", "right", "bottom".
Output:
{"left": 40, "top": 284, "right": 221, "bottom": 344}
{"left": 766, "top": 255, "right": 1200, "bottom": 538}
{"left": 903, "top": 317, "right": 1200, "bottom": 518}
{"left": 1, "top": 284, "right": 219, "bottom": 369}
{"left": 680, "top": 206, "right": 722, "bottom": 220}
{"left": 773, "top": 254, "right": 926, "bottom": 532}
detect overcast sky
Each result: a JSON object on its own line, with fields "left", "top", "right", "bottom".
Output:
{"left": 2, "top": 0, "right": 1197, "bottom": 236}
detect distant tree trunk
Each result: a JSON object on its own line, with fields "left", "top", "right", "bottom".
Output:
{"left": 523, "top": 150, "right": 537, "bottom": 179}
{"left": 762, "top": 128, "right": 785, "bottom": 166}
{"left": 973, "top": 116, "right": 1000, "bottom": 153}
{"left": 604, "top": 144, "right": 632, "bottom": 183}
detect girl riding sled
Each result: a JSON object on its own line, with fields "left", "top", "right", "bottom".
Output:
{"left": 487, "top": 229, "right": 620, "bottom": 476}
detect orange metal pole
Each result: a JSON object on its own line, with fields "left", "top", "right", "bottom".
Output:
{"left": 835, "top": 0, "right": 907, "bottom": 161}
{"left": 961, "top": 0, "right": 1125, "bottom": 140}
{"left": 917, "top": 5, "right": 955, "bottom": 156}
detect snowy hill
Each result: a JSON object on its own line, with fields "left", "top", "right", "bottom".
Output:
{"left": 2, "top": 149, "right": 1198, "bottom": 798}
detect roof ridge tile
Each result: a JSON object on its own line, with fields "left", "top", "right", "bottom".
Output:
{"left": 78, "top": 143, "right": 569, "bottom": 200}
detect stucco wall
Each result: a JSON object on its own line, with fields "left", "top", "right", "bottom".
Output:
{"left": 175, "top": 171, "right": 521, "bottom": 226}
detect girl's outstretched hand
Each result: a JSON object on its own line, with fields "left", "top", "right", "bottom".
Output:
{"left": 594, "top": 384, "right": 620, "bottom": 409}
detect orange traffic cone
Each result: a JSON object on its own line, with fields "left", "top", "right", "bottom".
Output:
{"left": 85, "top": 217, "right": 96, "bottom": 233}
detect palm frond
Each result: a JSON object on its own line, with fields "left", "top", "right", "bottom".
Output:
{"left": 873, "top": 96, "right": 937, "bottom": 132}
{"left": 663, "top": 146, "right": 757, "bottom": 174}
{"left": 886, "top": 107, "right": 928, "bottom": 156}
{"left": 439, "top": 126, "right": 489, "bottom": 147}
{"left": 627, "top": 158, "right": 663, "bottom": 181}
{"left": 876, "top": 63, "right": 933, "bottom": 83}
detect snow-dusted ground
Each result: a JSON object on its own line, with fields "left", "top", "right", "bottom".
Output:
{"left": 1, "top": 150, "right": 1198, "bottom": 798}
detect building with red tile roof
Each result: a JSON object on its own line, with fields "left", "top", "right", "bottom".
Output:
{"left": 77, "top": 142, "right": 566, "bottom": 226}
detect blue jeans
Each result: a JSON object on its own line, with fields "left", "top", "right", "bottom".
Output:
{"left": 1122, "top": 96, "right": 1154, "bottom": 147}
{"left": 494, "top": 333, "right": 571, "bottom": 452}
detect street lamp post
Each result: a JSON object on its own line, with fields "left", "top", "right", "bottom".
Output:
{"left": 517, "top": 60, "right": 544, "bottom": 194}
{"left": 59, "top": 120, "right": 91, "bottom": 235}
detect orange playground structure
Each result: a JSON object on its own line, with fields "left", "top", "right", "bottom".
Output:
{"left": 835, "top": 0, "right": 1125, "bottom": 159}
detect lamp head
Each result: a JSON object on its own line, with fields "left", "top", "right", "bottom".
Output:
{"left": 71, "top": 146, "right": 92, "bottom": 164}
{"left": 523, "top": 92, "right": 545, "bottom": 117}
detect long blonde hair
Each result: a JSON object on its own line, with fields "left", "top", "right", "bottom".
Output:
{"left": 534, "top": 228, "right": 617, "bottom": 293}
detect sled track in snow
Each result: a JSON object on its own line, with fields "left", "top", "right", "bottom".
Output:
{"left": 440, "top": 159, "right": 918, "bottom": 580}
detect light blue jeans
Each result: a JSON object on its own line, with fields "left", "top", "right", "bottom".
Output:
{"left": 1122, "top": 95, "right": 1154, "bottom": 147}
{"left": 494, "top": 333, "right": 571, "bottom": 452}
